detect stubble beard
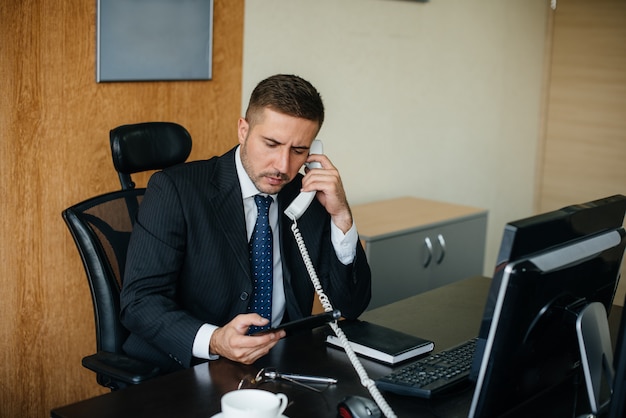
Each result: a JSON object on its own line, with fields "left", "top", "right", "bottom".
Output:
{"left": 240, "top": 144, "right": 290, "bottom": 195}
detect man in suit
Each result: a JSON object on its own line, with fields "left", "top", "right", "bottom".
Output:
{"left": 120, "top": 74, "right": 371, "bottom": 371}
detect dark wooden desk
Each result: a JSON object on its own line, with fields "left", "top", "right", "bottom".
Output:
{"left": 50, "top": 276, "right": 623, "bottom": 418}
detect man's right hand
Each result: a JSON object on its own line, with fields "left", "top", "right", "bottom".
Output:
{"left": 209, "top": 314, "right": 286, "bottom": 364}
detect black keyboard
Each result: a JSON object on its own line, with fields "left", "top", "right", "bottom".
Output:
{"left": 375, "top": 338, "right": 477, "bottom": 399}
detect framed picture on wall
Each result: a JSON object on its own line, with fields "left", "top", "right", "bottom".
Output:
{"left": 97, "top": 0, "right": 213, "bottom": 82}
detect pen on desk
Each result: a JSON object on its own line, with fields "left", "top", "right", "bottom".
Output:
{"left": 277, "top": 372, "right": 338, "bottom": 385}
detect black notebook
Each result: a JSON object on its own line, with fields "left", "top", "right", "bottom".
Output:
{"left": 326, "top": 320, "right": 434, "bottom": 365}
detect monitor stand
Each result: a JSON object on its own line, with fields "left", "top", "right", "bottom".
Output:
{"left": 576, "top": 301, "right": 615, "bottom": 415}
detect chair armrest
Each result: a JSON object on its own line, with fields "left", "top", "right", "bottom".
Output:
{"left": 82, "top": 351, "right": 161, "bottom": 385}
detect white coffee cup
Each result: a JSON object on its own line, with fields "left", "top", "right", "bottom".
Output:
{"left": 221, "top": 389, "right": 288, "bottom": 418}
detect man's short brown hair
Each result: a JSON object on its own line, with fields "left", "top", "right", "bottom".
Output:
{"left": 245, "top": 74, "right": 325, "bottom": 129}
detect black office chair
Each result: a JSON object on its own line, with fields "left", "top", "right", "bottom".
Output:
{"left": 63, "top": 122, "right": 193, "bottom": 390}
{"left": 63, "top": 188, "right": 160, "bottom": 390}
{"left": 110, "top": 121, "right": 192, "bottom": 190}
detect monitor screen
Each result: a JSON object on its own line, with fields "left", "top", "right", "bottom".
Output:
{"left": 468, "top": 194, "right": 626, "bottom": 417}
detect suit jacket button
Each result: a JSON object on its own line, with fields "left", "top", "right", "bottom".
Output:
{"left": 240, "top": 292, "right": 249, "bottom": 301}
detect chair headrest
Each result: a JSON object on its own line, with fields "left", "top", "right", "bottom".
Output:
{"left": 110, "top": 122, "right": 192, "bottom": 175}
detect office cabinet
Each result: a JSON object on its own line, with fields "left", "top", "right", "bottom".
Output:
{"left": 352, "top": 197, "right": 487, "bottom": 310}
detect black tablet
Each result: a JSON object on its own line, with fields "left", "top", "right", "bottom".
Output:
{"left": 251, "top": 309, "right": 341, "bottom": 336}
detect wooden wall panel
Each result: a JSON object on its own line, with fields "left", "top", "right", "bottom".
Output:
{"left": 0, "top": 1, "right": 244, "bottom": 417}
{"left": 538, "top": 0, "right": 626, "bottom": 305}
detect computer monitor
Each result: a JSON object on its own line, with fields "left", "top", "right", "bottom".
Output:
{"left": 468, "top": 194, "right": 626, "bottom": 418}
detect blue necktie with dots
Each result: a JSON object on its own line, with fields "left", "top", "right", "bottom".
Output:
{"left": 247, "top": 195, "right": 273, "bottom": 334}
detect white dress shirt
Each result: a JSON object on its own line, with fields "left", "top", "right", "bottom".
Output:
{"left": 192, "top": 146, "right": 358, "bottom": 359}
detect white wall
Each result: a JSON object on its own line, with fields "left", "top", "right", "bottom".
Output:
{"left": 242, "top": 0, "right": 550, "bottom": 275}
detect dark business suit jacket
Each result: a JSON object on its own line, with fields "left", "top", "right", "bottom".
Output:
{"left": 120, "top": 147, "right": 371, "bottom": 371}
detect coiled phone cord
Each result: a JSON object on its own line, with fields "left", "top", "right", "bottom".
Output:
{"left": 290, "top": 221, "right": 398, "bottom": 418}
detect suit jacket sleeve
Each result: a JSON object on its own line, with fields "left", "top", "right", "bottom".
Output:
{"left": 278, "top": 180, "right": 372, "bottom": 322}
{"left": 120, "top": 169, "right": 207, "bottom": 370}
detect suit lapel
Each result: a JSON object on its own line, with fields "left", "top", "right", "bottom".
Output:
{"left": 277, "top": 183, "right": 298, "bottom": 288}
{"left": 207, "top": 148, "right": 251, "bottom": 281}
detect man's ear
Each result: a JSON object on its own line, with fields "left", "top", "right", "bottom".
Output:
{"left": 237, "top": 117, "right": 249, "bottom": 145}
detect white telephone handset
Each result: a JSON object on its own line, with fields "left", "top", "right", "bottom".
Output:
{"left": 283, "top": 139, "right": 397, "bottom": 417}
{"left": 284, "top": 139, "right": 324, "bottom": 221}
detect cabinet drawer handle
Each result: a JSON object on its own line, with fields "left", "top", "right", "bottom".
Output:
{"left": 423, "top": 236, "right": 433, "bottom": 268}
{"left": 436, "top": 234, "right": 446, "bottom": 264}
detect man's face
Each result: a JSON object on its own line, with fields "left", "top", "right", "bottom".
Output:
{"left": 238, "top": 108, "right": 319, "bottom": 195}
